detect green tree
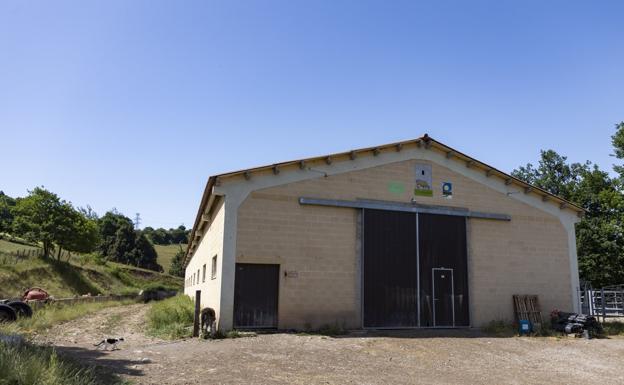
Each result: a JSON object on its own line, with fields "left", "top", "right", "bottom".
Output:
{"left": 98, "top": 211, "right": 137, "bottom": 264}
{"left": 57, "top": 209, "right": 100, "bottom": 259}
{"left": 133, "top": 232, "right": 162, "bottom": 272}
{"left": 168, "top": 246, "right": 185, "bottom": 277}
{"left": 11, "top": 187, "right": 66, "bottom": 258}
{"left": 11, "top": 188, "right": 100, "bottom": 260}
{"left": 0, "top": 191, "right": 16, "bottom": 234}
{"left": 98, "top": 211, "right": 162, "bottom": 271}
{"left": 613, "top": 122, "right": 624, "bottom": 179}
{"left": 513, "top": 146, "right": 624, "bottom": 287}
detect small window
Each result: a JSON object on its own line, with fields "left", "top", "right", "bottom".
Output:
{"left": 197, "top": 269, "right": 200, "bottom": 284}
{"left": 202, "top": 264, "right": 207, "bottom": 283}
{"left": 211, "top": 255, "right": 217, "bottom": 280}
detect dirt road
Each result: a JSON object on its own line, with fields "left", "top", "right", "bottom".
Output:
{"left": 37, "top": 304, "right": 624, "bottom": 385}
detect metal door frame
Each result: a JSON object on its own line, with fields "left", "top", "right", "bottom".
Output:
{"left": 432, "top": 267, "right": 455, "bottom": 328}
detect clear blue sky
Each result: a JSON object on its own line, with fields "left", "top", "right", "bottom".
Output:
{"left": 1, "top": 0, "right": 622, "bottom": 229}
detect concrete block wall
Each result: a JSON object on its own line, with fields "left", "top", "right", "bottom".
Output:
{"left": 184, "top": 197, "right": 225, "bottom": 323}
{"left": 236, "top": 158, "right": 572, "bottom": 329}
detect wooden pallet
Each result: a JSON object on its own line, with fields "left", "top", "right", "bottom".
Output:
{"left": 513, "top": 295, "right": 542, "bottom": 326}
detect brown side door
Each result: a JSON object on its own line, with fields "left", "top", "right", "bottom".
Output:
{"left": 234, "top": 263, "right": 280, "bottom": 329}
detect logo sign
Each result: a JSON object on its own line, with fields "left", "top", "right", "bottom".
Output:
{"left": 442, "top": 182, "right": 453, "bottom": 199}
{"left": 414, "top": 163, "right": 433, "bottom": 197}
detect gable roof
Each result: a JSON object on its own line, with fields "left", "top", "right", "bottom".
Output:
{"left": 184, "top": 134, "right": 584, "bottom": 266}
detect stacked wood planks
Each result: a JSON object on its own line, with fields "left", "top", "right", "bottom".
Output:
{"left": 513, "top": 295, "right": 542, "bottom": 326}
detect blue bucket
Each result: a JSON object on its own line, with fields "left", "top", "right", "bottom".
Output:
{"left": 519, "top": 319, "right": 532, "bottom": 335}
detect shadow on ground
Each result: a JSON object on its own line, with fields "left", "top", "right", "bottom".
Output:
{"left": 54, "top": 344, "right": 148, "bottom": 383}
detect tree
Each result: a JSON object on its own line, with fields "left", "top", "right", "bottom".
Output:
{"left": 11, "top": 188, "right": 100, "bottom": 260}
{"left": 58, "top": 211, "right": 100, "bottom": 258}
{"left": 511, "top": 150, "right": 589, "bottom": 200}
{"left": 169, "top": 246, "right": 185, "bottom": 277}
{"left": 0, "top": 191, "right": 16, "bottom": 234}
{"left": 98, "top": 210, "right": 162, "bottom": 271}
{"left": 613, "top": 122, "right": 624, "bottom": 180}
{"left": 98, "top": 211, "right": 137, "bottom": 265}
{"left": 133, "top": 232, "right": 162, "bottom": 272}
{"left": 169, "top": 225, "right": 189, "bottom": 244}
{"left": 513, "top": 146, "right": 624, "bottom": 287}
{"left": 11, "top": 187, "right": 66, "bottom": 258}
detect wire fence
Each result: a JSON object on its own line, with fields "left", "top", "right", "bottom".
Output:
{"left": 0, "top": 248, "right": 45, "bottom": 264}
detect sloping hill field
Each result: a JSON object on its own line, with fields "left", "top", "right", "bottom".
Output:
{"left": 0, "top": 239, "right": 182, "bottom": 299}
{"left": 154, "top": 244, "right": 186, "bottom": 271}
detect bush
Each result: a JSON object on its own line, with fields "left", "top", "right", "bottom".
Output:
{"left": 146, "top": 295, "right": 194, "bottom": 339}
{"left": 0, "top": 340, "right": 124, "bottom": 385}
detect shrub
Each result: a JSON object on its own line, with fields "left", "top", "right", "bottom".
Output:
{"left": 146, "top": 295, "right": 194, "bottom": 339}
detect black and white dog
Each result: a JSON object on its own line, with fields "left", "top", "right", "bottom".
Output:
{"left": 94, "top": 337, "right": 124, "bottom": 351}
{"left": 200, "top": 307, "right": 217, "bottom": 338}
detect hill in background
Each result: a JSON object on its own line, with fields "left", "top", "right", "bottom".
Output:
{"left": 0, "top": 239, "right": 181, "bottom": 299}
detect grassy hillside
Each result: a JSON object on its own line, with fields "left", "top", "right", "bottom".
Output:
{"left": 0, "top": 239, "right": 182, "bottom": 299}
{"left": 154, "top": 243, "right": 186, "bottom": 272}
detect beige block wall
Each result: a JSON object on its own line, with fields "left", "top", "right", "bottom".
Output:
{"left": 185, "top": 198, "right": 225, "bottom": 321}
{"left": 236, "top": 158, "right": 572, "bottom": 328}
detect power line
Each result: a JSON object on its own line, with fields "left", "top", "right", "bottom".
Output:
{"left": 133, "top": 213, "right": 141, "bottom": 229}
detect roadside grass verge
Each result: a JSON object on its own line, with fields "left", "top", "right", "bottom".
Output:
{"left": 0, "top": 340, "right": 125, "bottom": 385}
{"left": 0, "top": 299, "right": 137, "bottom": 336}
{"left": 146, "top": 295, "right": 194, "bottom": 339}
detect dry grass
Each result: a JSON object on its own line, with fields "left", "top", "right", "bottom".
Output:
{"left": 0, "top": 299, "right": 137, "bottom": 336}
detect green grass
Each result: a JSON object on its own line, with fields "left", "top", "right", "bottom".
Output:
{"left": 154, "top": 244, "right": 186, "bottom": 272}
{"left": 0, "top": 239, "right": 182, "bottom": 299}
{"left": 0, "top": 340, "right": 126, "bottom": 385}
{"left": 0, "top": 299, "right": 137, "bottom": 335}
{"left": 603, "top": 321, "right": 624, "bottom": 336}
{"left": 146, "top": 295, "right": 194, "bottom": 339}
{"left": 481, "top": 320, "right": 517, "bottom": 337}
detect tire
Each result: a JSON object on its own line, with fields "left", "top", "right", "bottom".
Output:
{"left": 0, "top": 304, "right": 17, "bottom": 323}
{"left": 8, "top": 301, "right": 33, "bottom": 318}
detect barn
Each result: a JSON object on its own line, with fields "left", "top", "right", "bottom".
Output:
{"left": 183, "top": 135, "right": 583, "bottom": 331}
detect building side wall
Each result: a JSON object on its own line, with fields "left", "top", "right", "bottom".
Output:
{"left": 184, "top": 198, "right": 225, "bottom": 322}
{"left": 236, "top": 158, "right": 572, "bottom": 329}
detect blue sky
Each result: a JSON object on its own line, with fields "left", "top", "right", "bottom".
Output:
{"left": 1, "top": 0, "right": 622, "bottom": 228}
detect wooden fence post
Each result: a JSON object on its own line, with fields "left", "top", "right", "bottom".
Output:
{"left": 193, "top": 290, "right": 201, "bottom": 337}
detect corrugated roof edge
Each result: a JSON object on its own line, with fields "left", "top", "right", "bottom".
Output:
{"left": 183, "top": 134, "right": 585, "bottom": 267}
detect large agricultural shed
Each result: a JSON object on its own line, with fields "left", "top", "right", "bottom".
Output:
{"left": 183, "top": 135, "right": 584, "bottom": 331}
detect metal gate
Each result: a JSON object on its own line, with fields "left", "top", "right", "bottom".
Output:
{"left": 233, "top": 263, "right": 280, "bottom": 329}
{"left": 419, "top": 213, "right": 469, "bottom": 327}
{"left": 363, "top": 209, "right": 418, "bottom": 327}
{"left": 363, "top": 210, "right": 469, "bottom": 328}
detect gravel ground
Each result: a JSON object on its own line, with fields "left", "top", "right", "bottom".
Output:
{"left": 35, "top": 303, "right": 624, "bottom": 385}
